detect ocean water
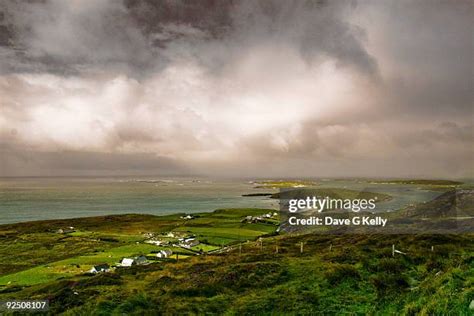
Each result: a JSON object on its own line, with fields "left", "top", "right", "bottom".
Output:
{"left": 0, "top": 177, "right": 279, "bottom": 224}
{"left": 0, "top": 177, "right": 443, "bottom": 224}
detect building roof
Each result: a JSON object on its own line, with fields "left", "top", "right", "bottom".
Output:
{"left": 121, "top": 258, "right": 135, "bottom": 266}
{"left": 93, "top": 264, "right": 110, "bottom": 270}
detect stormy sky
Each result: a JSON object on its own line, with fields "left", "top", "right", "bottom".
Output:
{"left": 0, "top": 0, "right": 472, "bottom": 178}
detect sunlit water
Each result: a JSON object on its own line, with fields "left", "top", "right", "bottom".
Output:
{"left": 0, "top": 177, "right": 446, "bottom": 224}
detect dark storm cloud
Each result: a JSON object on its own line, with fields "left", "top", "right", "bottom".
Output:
{"left": 0, "top": 0, "right": 378, "bottom": 77}
{"left": 0, "top": 0, "right": 155, "bottom": 75}
{"left": 0, "top": 0, "right": 472, "bottom": 178}
{"left": 360, "top": 0, "right": 473, "bottom": 117}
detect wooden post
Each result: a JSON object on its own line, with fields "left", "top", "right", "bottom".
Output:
{"left": 392, "top": 244, "right": 395, "bottom": 257}
{"left": 431, "top": 245, "right": 434, "bottom": 252}
{"left": 276, "top": 245, "right": 279, "bottom": 254}
{"left": 329, "top": 244, "right": 332, "bottom": 252}
{"left": 300, "top": 241, "right": 304, "bottom": 254}
{"left": 176, "top": 253, "right": 179, "bottom": 261}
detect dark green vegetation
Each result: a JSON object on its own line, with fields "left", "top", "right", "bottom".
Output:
{"left": 0, "top": 233, "right": 472, "bottom": 315}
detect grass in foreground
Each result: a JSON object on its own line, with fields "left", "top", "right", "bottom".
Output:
{"left": 0, "top": 233, "right": 472, "bottom": 315}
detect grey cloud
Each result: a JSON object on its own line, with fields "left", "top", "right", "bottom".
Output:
{"left": 0, "top": 146, "right": 188, "bottom": 176}
{"left": 0, "top": 0, "right": 155, "bottom": 75}
{"left": 358, "top": 0, "right": 473, "bottom": 117}
{"left": 0, "top": 0, "right": 472, "bottom": 178}
{"left": 393, "top": 122, "right": 474, "bottom": 148}
{"left": 229, "top": 0, "right": 378, "bottom": 76}
{"left": 0, "top": 0, "right": 378, "bottom": 77}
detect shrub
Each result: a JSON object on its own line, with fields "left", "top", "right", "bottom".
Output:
{"left": 116, "top": 293, "right": 156, "bottom": 314}
{"left": 324, "top": 264, "right": 360, "bottom": 284}
{"left": 377, "top": 258, "right": 406, "bottom": 274}
{"left": 78, "top": 273, "right": 123, "bottom": 287}
{"left": 370, "top": 273, "right": 409, "bottom": 297}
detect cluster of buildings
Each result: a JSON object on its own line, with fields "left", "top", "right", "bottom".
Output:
{"left": 119, "top": 255, "right": 148, "bottom": 267}
{"left": 178, "top": 237, "right": 199, "bottom": 248}
{"left": 89, "top": 254, "right": 153, "bottom": 274}
{"left": 144, "top": 231, "right": 200, "bottom": 249}
{"left": 241, "top": 212, "right": 278, "bottom": 223}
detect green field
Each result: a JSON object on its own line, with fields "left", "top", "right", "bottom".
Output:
{"left": 0, "top": 208, "right": 279, "bottom": 287}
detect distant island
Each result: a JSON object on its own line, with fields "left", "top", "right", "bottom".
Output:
{"left": 367, "top": 179, "right": 463, "bottom": 186}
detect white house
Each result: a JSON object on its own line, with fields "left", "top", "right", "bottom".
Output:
{"left": 156, "top": 249, "right": 173, "bottom": 258}
{"left": 120, "top": 258, "right": 135, "bottom": 267}
{"left": 181, "top": 238, "right": 200, "bottom": 248}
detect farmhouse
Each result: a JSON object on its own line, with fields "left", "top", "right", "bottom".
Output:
{"left": 180, "top": 238, "right": 200, "bottom": 248}
{"left": 156, "top": 249, "right": 173, "bottom": 258}
{"left": 89, "top": 263, "right": 110, "bottom": 273}
{"left": 135, "top": 255, "right": 148, "bottom": 265}
{"left": 120, "top": 258, "right": 135, "bottom": 267}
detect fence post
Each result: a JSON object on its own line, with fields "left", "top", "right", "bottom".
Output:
{"left": 300, "top": 241, "right": 304, "bottom": 254}
{"left": 392, "top": 244, "right": 395, "bottom": 257}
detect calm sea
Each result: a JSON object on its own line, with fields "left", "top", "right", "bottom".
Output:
{"left": 0, "top": 177, "right": 443, "bottom": 224}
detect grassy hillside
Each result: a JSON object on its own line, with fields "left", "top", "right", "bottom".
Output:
{"left": 0, "top": 209, "right": 278, "bottom": 287}
{"left": 0, "top": 233, "right": 472, "bottom": 315}
{"left": 0, "top": 190, "right": 472, "bottom": 315}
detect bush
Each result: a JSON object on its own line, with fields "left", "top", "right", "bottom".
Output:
{"left": 370, "top": 273, "right": 409, "bottom": 297}
{"left": 433, "top": 244, "right": 457, "bottom": 258}
{"left": 116, "top": 293, "right": 157, "bottom": 315}
{"left": 78, "top": 272, "right": 123, "bottom": 287}
{"left": 377, "top": 258, "right": 406, "bottom": 274}
{"left": 324, "top": 264, "right": 360, "bottom": 284}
